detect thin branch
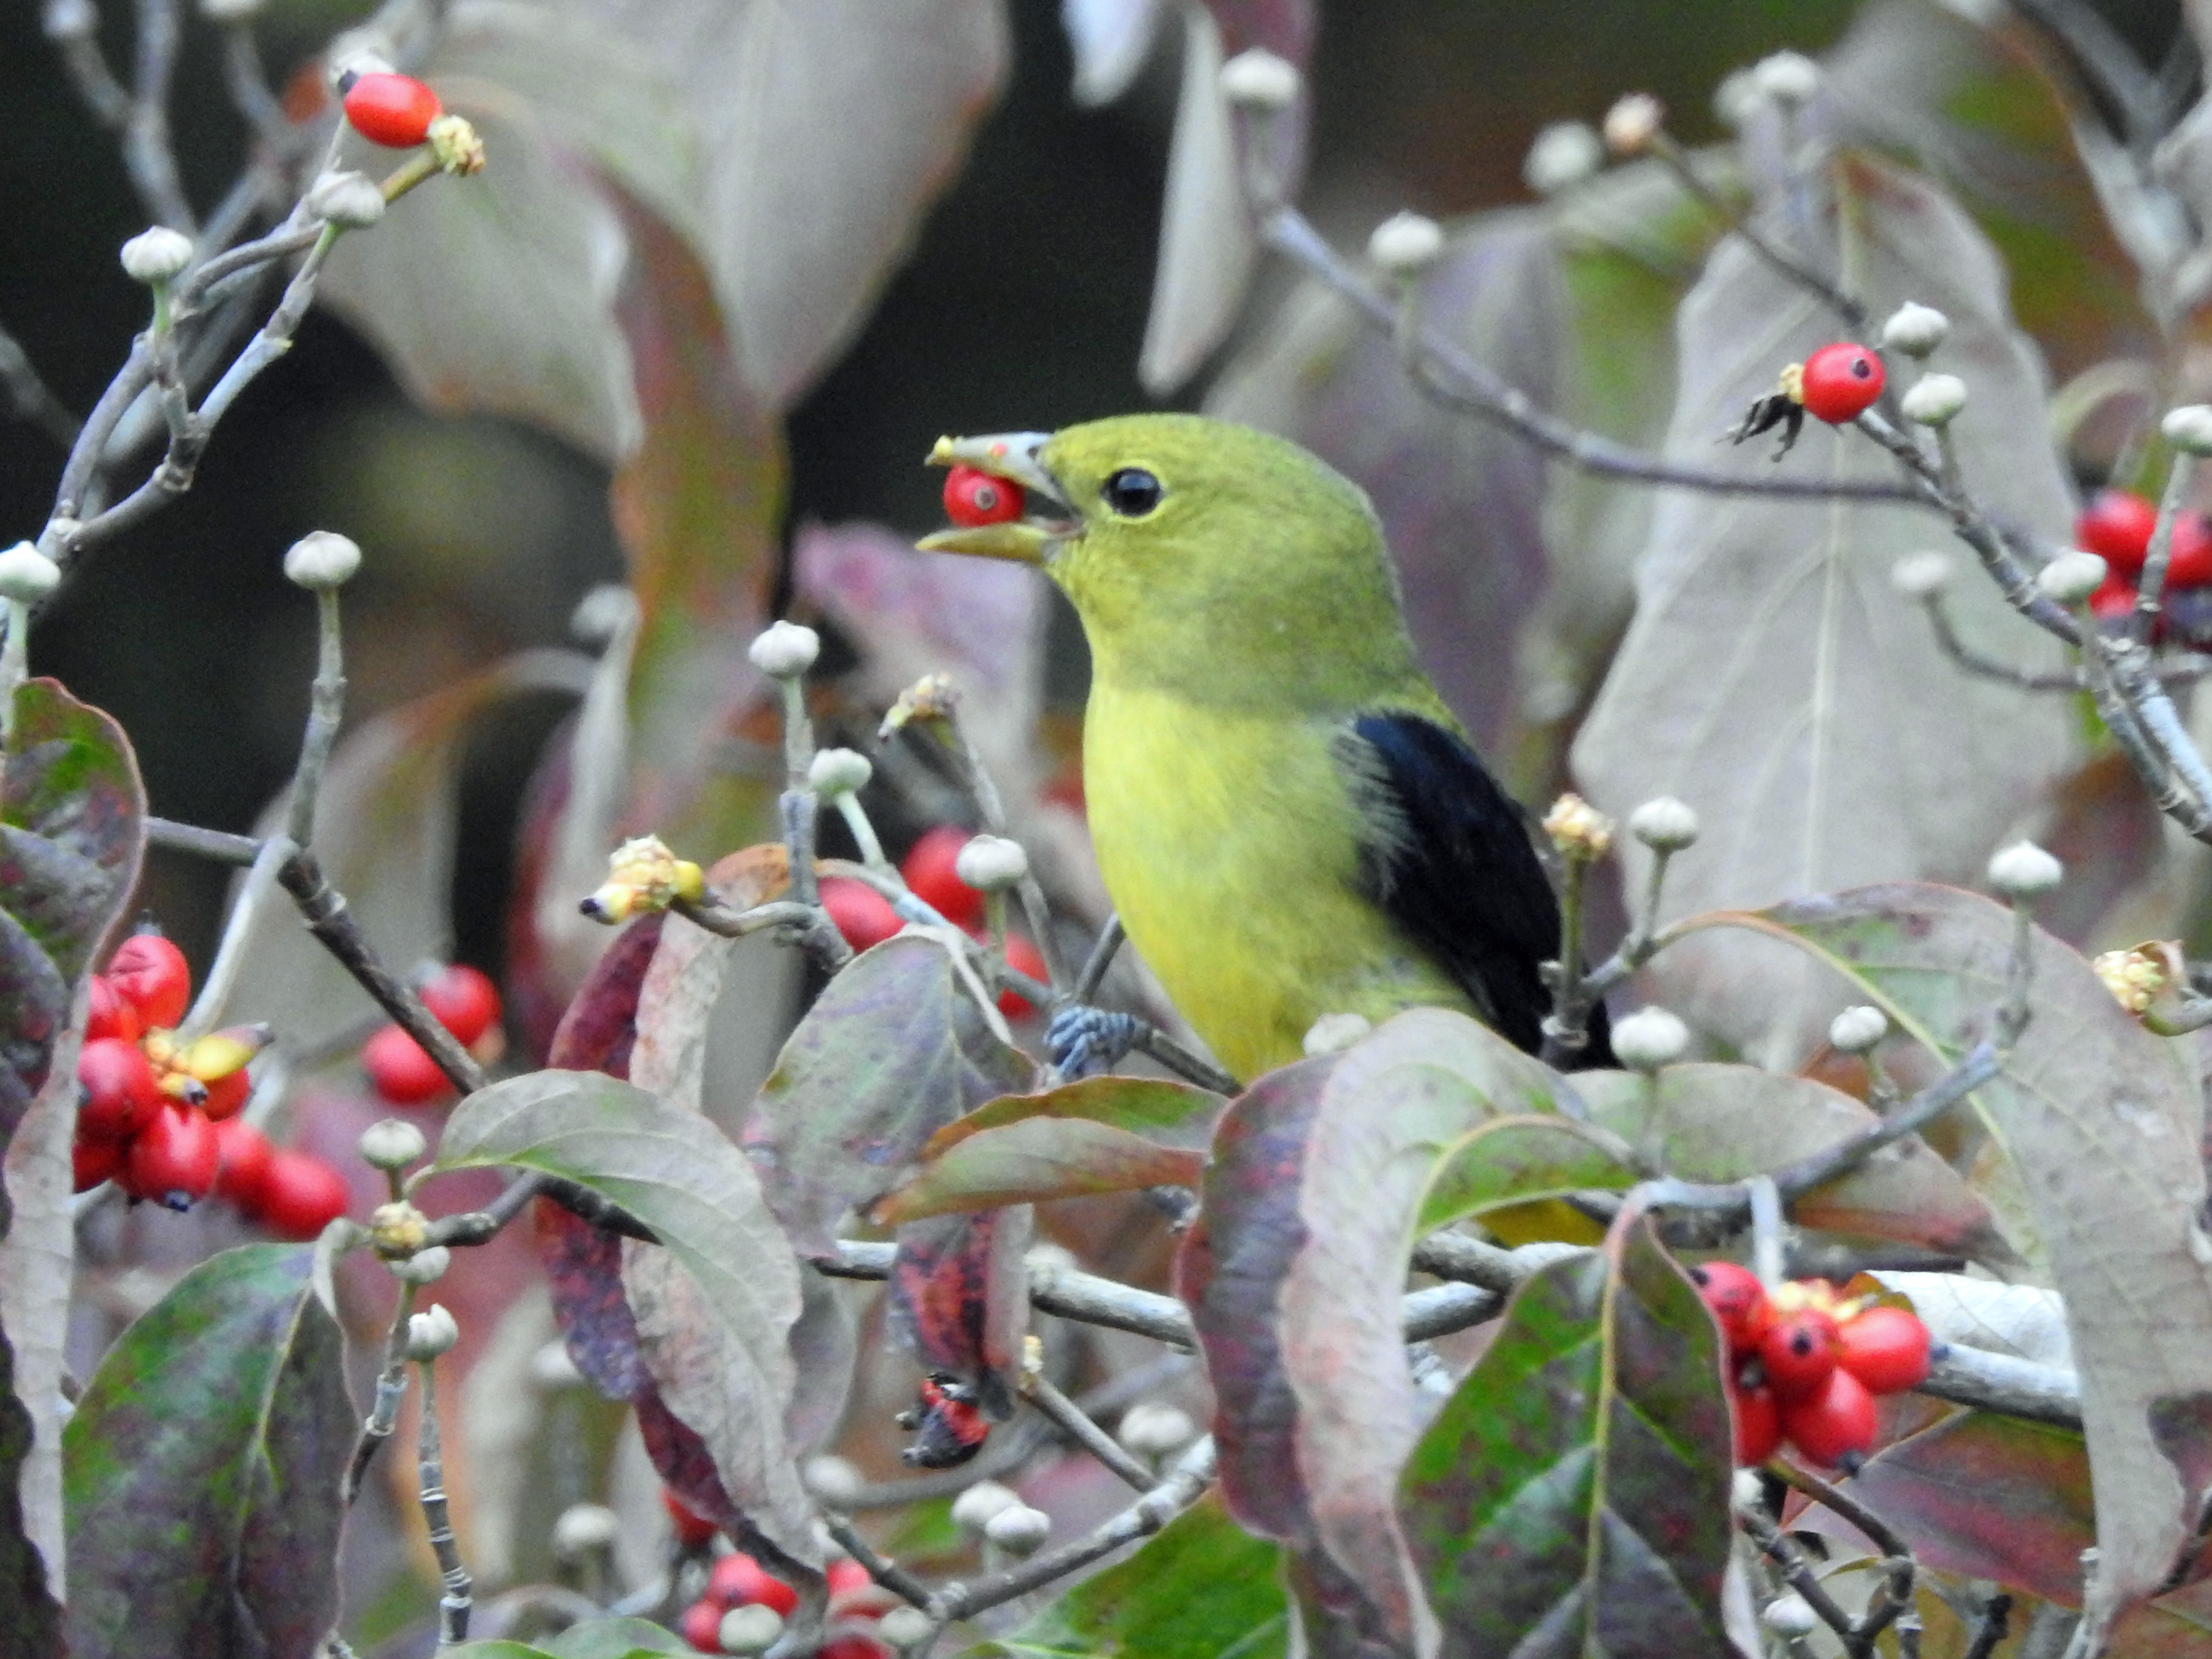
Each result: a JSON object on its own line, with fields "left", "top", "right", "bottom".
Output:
{"left": 1073, "top": 914, "right": 1126, "bottom": 1004}
{"left": 1770, "top": 1463, "right": 1918, "bottom": 1648}
{"left": 1737, "top": 1496, "right": 1880, "bottom": 1659}
{"left": 0, "top": 322, "right": 82, "bottom": 449}
{"left": 344, "top": 1283, "right": 418, "bottom": 1505}
{"left": 1963, "top": 1591, "right": 2014, "bottom": 1659}
{"left": 126, "top": 0, "right": 196, "bottom": 234}
{"left": 1022, "top": 1370, "right": 1158, "bottom": 1494}
{"left": 1649, "top": 133, "right": 1866, "bottom": 331}
{"left": 819, "top": 1512, "right": 933, "bottom": 1611}
{"left": 416, "top": 1357, "right": 473, "bottom": 1645}
{"left": 1916, "top": 594, "right": 2084, "bottom": 691}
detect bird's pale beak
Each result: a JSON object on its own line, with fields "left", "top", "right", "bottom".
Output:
{"left": 916, "top": 432, "right": 1074, "bottom": 565}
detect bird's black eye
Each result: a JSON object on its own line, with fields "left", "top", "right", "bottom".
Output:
{"left": 1101, "top": 468, "right": 1163, "bottom": 517}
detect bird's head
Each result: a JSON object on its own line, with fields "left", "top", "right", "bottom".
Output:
{"left": 918, "top": 413, "right": 1417, "bottom": 704}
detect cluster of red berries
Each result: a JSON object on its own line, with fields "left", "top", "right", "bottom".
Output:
{"left": 663, "top": 1492, "right": 890, "bottom": 1657}
{"left": 359, "top": 965, "right": 503, "bottom": 1108}
{"left": 1693, "top": 1264, "right": 1932, "bottom": 1469}
{"left": 818, "top": 827, "right": 1047, "bottom": 1016}
{"left": 942, "top": 464, "right": 1025, "bottom": 528}
{"left": 2075, "top": 488, "right": 2212, "bottom": 623}
{"left": 338, "top": 71, "right": 443, "bottom": 149}
{"left": 72, "top": 931, "right": 349, "bottom": 1236}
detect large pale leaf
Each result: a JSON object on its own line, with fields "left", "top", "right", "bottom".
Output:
{"left": 1138, "top": 5, "right": 1250, "bottom": 396}
{"left": 969, "top": 1493, "right": 1288, "bottom": 1658}
{"left": 1574, "top": 1062, "right": 2013, "bottom": 1265}
{"left": 62, "top": 1245, "right": 351, "bottom": 1659}
{"left": 1572, "top": 153, "right": 2079, "bottom": 1062}
{"left": 437, "top": 1069, "right": 817, "bottom": 1563}
{"left": 1175, "top": 1009, "right": 1583, "bottom": 1650}
{"left": 223, "top": 649, "right": 592, "bottom": 1056}
{"left": 1, "top": 679, "right": 144, "bottom": 1603}
{"left": 1397, "top": 1216, "right": 1734, "bottom": 1659}
{"left": 1691, "top": 884, "right": 2212, "bottom": 1626}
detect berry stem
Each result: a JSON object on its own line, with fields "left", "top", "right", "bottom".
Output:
{"left": 415, "top": 1357, "right": 473, "bottom": 1646}
{"left": 2134, "top": 448, "right": 2200, "bottom": 643}
{"left": 344, "top": 1282, "right": 419, "bottom": 1507}
{"left": 286, "top": 584, "right": 348, "bottom": 851}
{"left": 173, "top": 830, "right": 290, "bottom": 1044}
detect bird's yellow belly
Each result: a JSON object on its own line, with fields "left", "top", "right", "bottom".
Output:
{"left": 1083, "top": 680, "right": 1471, "bottom": 1083}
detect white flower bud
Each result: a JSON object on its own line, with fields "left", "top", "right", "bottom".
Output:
{"left": 1627, "top": 797, "right": 1699, "bottom": 853}
{"left": 1117, "top": 1402, "right": 1198, "bottom": 1459}
{"left": 359, "top": 1117, "right": 426, "bottom": 1171}
{"left": 1301, "top": 1011, "right": 1370, "bottom": 1057}
{"left": 1731, "top": 1468, "right": 1767, "bottom": 1512}
{"left": 552, "top": 1502, "right": 619, "bottom": 1558}
{"left": 404, "top": 1303, "right": 459, "bottom": 1360}
{"left": 1880, "top": 302, "right": 1950, "bottom": 359}
{"left": 283, "top": 529, "right": 361, "bottom": 591}
{"left": 529, "top": 1339, "right": 583, "bottom": 1390}
{"left": 1368, "top": 212, "right": 1445, "bottom": 278}
{"left": 306, "top": 170, "right": 385, "bottom": 229}
{"left": 0, "top": 543, "right": 61, "bottom": 605}
{"left": 120, "top": 226, "right": 193, "bottom": 285}
{"left": 1901, "top": 373, "right": 1967, "bottom": 426}
{"left": 1602, "top": 93, "right": 1664, "bottom": 156}
{"left": 878, "top": 1605, "right": 936, "bottom": 1652}
{"left": 950, "top": 1479, "right": 1020, "bottom": 1532}
{"left": 809, "top": 747, "right": 874, "bottom": 798}
{"left": 570, "top": 583, "right": 636, "bottom": 645}
{"left": 390, "top": 1245, "right": 451, "bottom": 1286}
{"left": 201, "top": 0, "right": 264, "bottom": 18}
{"left": 1712, "top": 68, "right": 1761, "bottom": 131}
{"left": 1611, "top": 1006, "right": 1689, "bottom": 1072}
{"left": 43, "top": 0, "right": 96, "bottom": 41}
{"left": 984, "top": 1503, "right": 1052, "bottom": 1556}
{"left": 718, "top": 1604, "right": 784, "bottom": 1656}
{"left": 1890, "top": 551, "right": 1953, "bottom": 599}
{"left": 1523, "top": 122, "right": 1603, "bottom": 195}
{"left": 1218, "top": 48, "right": 1299, "bottom": 112}
{"left": 803, "top": 1454, "right": 865, "bottom": 1508}
{"left": 1988, "top": 840, "right": 2063, "bottom": 900}
{"left": 2036, "top": 550, "right": 2108, "bottom": 606}
{"left": 2164, "top": 404, "right": 2212, "bottom": 457}
{"left": 748, "top": 620, "right": 819, "bottom": 680}
{"left": 1751, "top": 51, "right": 1820, "bottom": 106}
{"left": 1763, "top": 1594, "right": 1821, "bottom": 1637}
{"left": 955, "top": 833, "right": 1029, "bottom": 892}
{"left": 1827, "top": 1005, "right": 1888, "bottom": 1054}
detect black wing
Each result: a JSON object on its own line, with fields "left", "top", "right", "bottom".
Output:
{"left": 1335, "top": 711, "right": 1613, "bottom": 1069}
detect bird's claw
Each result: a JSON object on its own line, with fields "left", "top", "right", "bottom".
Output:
{"left": 1047, "top": 1005, "right": 1142, "bottom": 1079}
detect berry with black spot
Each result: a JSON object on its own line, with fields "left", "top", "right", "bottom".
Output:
{"left": 123, "top": 1104, "right": 220, "bottom": 1211}
{"left": 1837, "top": 1305, "right": 1932, "bottom": 1395}
{"left": 1797, "top": 343, "right": 1886, "bottom": 424}
{"left": 1759, "top": 1307, "right": 1842, "bottom": 1403}
{"left": 1779, "top": 1365, "right": 1879, "bottom": 1468}
{"left": 1689, "top": 1261, "right": 1771, "bottom": 1355}
{"left": 1727, "top": 1376, "right": 1782, "bottom": 1466}
{"left": 339, "top": 70, "right": 443, "bottom": 148}
{"left": 942, "top": 465, "right": 1025, "bottom": 528}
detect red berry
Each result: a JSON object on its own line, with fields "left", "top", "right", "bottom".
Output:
{"left": 1797, "top": 343, "right": 1885, "bottom": 424}
{"left": 662, "top": 1487, "right": 718, "bottom": 1551}
{"left": 256, "top": 1150, "right": 351, "bottom": 1239}
{"left": 1837, "top": 1305, "right": 1932, "bottom": 1395}
{"left": 122, "top": 1104, "right": 220, "bottom": 1211}
{"left": 1728, "top": 1377, "right": 1783, "bottom": 1466}
{"left": 1779, "top": 1366, "right": 1879, "bottom": 1467}
{"left": 826, "top": 1559, "right": 874, "bottom": 1600}
{"left": 421, "top": 964, "right": 502, "bottom": 1046}
{"left": 84, "top": 975, "right": 142, "bottom": 1044}
{"left": 2092, "top": 573, "right": 2139, "bottom": 621}
{"left": 212, "top": 1118, "right": 275, "bottom": 1211}
{"left": 2077, "top": 490, "right": 2159, "bottom": 574}
{"left": 362, "top": 1024, "right": 453, "bottom": 1107}
{"left": 942, "top": 465, "right": 1025, "bottom": 529}
{"left": 998, "top": 933, "right": 1048, "bottom": 1017}
{"left": 200, "top": 1067, "right": 252, "bottom": 1122}
{"left": 708, "top": 1551, "right": 799, "bottom": 1616}
{"left": 72, "top": 1135, "right": 122, "bottom": 1193}
{"left": 819, "top": 1639, "right": 890, "bottom": 1659}
{"left": 108, "top": 932, "right": 191, "bottom": 1029}
{"left": 820, "top": 878, "right": 902, "bottom": 952}
{"left": 677, "top": 1597, "right": 723, "bottom": 1652}
{"left": 340, "top": 71, "right": 443, "bottom": 148}
{"left": 1690, "top": 1262, "right": 1771, "bottom": 1355}
{"left": 2169, "top": 514, "right": 2212, "bottom": 588}
{"left": 76, "top": 1036, "right": 164, "bottom": 1142}
{"left": 902, "top": 826, "right": 984, "bottom": 929}
{"left": 1759, "top": 1308, "right": 1842, "bottom": 1403}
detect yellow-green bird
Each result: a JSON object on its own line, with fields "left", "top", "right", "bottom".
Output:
{"left": 918, "top": 413, "right": 1611, "bottom": 1082}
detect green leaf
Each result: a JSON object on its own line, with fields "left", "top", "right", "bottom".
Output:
{"left": 1574, "top": 1062, "right": 2014, "bottom": 1266}
{"left": 744, "top": 933, "right": 1036, "bottom": 1256}
{"left": 1397, "top": 1215, "right": 1734, "bottom": 1657}
{"left": 1418, "top": 1114, "right": 1639, "bottom": 1232}
{"left": 62, "top": 1245, "right": 352, "bottom": 1659}
{"left": 544, "top": 1615, "right": 695, "bottom": 1658}
{"left": 437, "top": 1068, "right": 817, "bottom": 1563}
{"left": 933, "top": 1076, "right": 1228, "bottom": 1153}
{"left": 1689, "top": 884, "right": 2212, "bottom": 1620}
{"left": 969, "top": 1495, "right": 1288, "bottom": 1659}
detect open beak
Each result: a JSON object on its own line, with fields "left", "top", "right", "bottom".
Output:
{"left": 916, "top": 432, "right": 1076, "bottom": 565}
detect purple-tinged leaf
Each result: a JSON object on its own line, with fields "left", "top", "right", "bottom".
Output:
{"left": 1176, "top": 1010, "right": 1580, "bottom": 1648}
{"left": 1418, "top": 1115, "right": 1638, "bottom": 1232}
{"left": 1397, "top": 1216, "right": 1734, "bottom": 1658}
{"left": 933, "top": 1075, "right": 1228, "bottom": 1152}
{"left": 62, "top": 1245, "right": 351, "bottom": 1659}
{"left": 438, "top": 1069, "right": 817, "bottom": 1564}
{"left": 971, "top": 1493, "right": 1288, "bottom": 1658}
{"left": 744, "top": 933, "right": 1037, "bottom": 1257}
{"left": 1691, "top": 884, "right": 2212, "bottom": 1628}
{"left": 875, "top": 1119, "right": 1207, "bottom": 1224}
{"left": 1575, "top": 1062, "right": 2014, "bottom": 1267}
{"left": 0, "top": 1322, "right": 57, "bottom": 1658}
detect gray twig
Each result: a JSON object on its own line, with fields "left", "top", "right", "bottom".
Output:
{"left": 820, "top": 1511, "right": 933, "bottom": 1611}
{"left": 416, "top": 1357, "right": 473, "bottom": 1646}
{"left": 0, "top": 322, "right": 82, "bottom": 448}
{"left": 1022, "top": 1370, "right": 1158, "bottom": 1493}
{"left": 343, "top": 1284, "right": 419, "bottom": 1505}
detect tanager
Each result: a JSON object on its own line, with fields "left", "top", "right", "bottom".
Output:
{"left": 919, "top": 414, "right": 1611, "bottom": 1081}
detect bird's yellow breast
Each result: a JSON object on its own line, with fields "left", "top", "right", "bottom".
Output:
{"left": 1083, "top": 676, "right": 1472, "bottom": 1082}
